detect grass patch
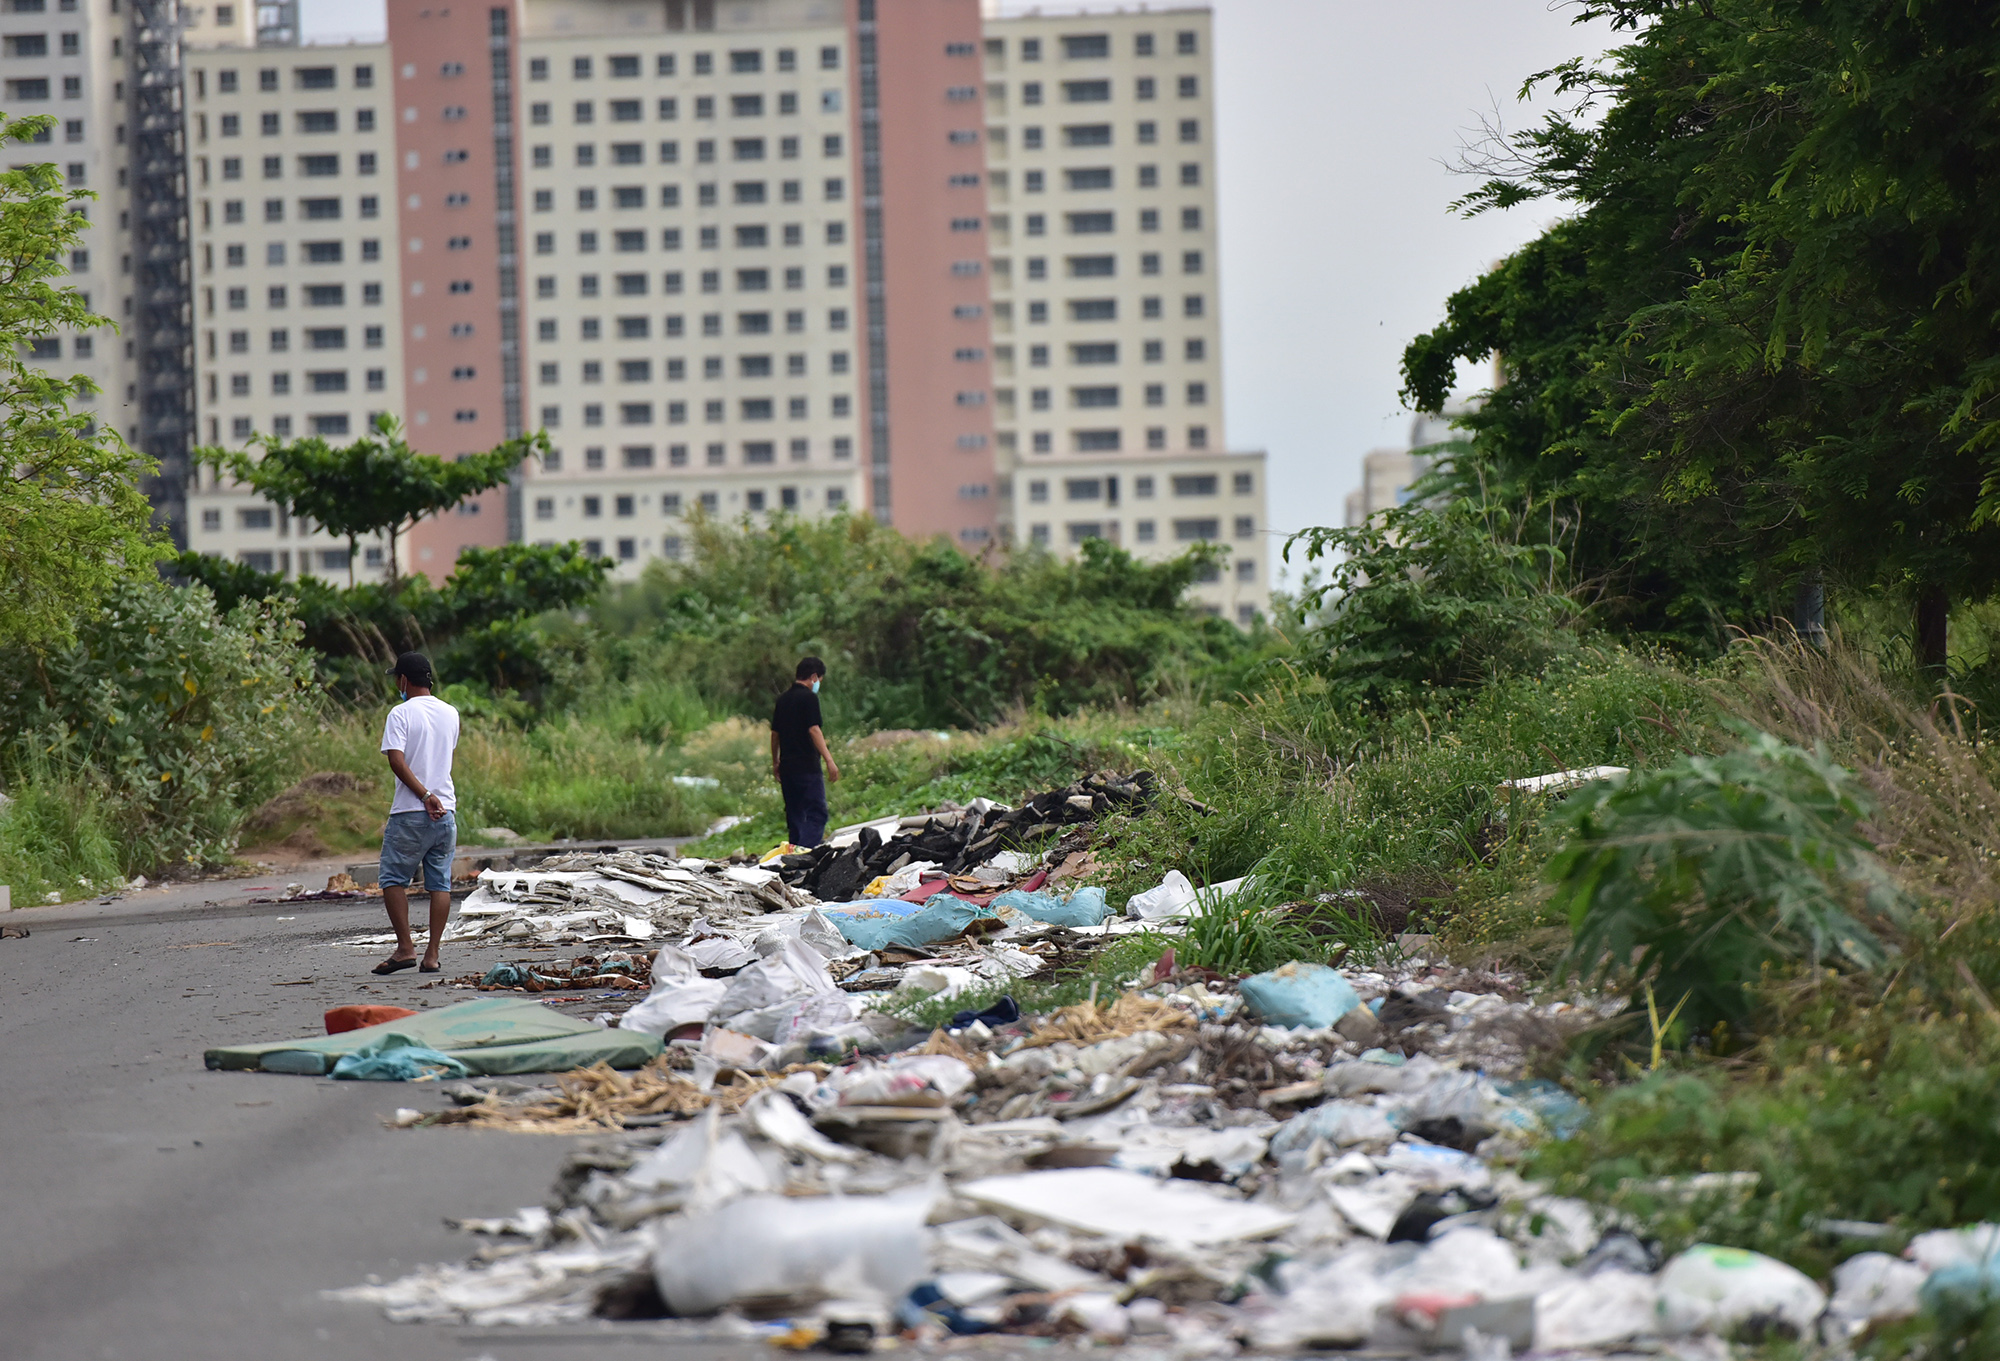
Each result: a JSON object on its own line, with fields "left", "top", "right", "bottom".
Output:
{"left": 0, "top": 774, "right": 126, "bottom": 904}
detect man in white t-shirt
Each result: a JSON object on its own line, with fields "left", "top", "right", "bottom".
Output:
{"left": 373, "top": 651, "right": 461, "bottom": 975}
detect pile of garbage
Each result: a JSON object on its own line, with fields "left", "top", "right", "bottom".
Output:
{"left": 331, "top": 954, "right": 1987, "bottom": 1352}
{"left": 778, "top": 771, "right": 1156, "bottom": 903}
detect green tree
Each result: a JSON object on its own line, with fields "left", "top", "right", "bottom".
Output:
{"left": 195, "top": 414, "right": 549, "bottom": 583}
{"left": 0, "top": 113, "right": 162, "bottom": 650}
{"left": 1404, "top": 0, "right": 2000, "bottom": 667}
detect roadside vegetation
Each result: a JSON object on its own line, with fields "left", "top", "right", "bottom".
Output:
{"left": 8, "top": 5, "right": 2000, "bottom": 1347}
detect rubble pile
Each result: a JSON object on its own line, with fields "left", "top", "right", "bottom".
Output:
{"left": 325, "top": 768, "right": 1959, "bottom": 1352}
{"left": 778, "top": 770, "right": 1155, "bottom": 903}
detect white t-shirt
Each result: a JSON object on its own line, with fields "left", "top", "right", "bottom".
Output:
{"left": 380, "top": 694, "right": 461, "bottom": 815}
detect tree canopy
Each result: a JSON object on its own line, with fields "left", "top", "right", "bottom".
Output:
{"left": 196, "top": 415, "right": 548, "bottom": 582}
{"left": 1403, "top": 0, "right": 2000, "bottom": 663}
{"left": 0, "top": 113, "right": 162, "bottom": 650}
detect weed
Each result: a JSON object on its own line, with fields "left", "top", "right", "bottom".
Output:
{"left": 1550, "top": 727, "right": 1913, "bottom": 1042}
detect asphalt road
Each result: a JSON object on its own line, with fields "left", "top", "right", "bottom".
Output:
{"left": 0, "top": 884, "right": 765, "bottom": 1361}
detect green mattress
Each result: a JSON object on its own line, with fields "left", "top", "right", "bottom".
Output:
{"left": 203, "top": 996, "right": 663, "bottom": 1075}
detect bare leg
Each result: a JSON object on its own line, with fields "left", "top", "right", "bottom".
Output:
{"left": 422, "top": 888, "right": 451, "bottom": 969}
{"left": 381, "top": 885, "right": 418, "bottom": 962}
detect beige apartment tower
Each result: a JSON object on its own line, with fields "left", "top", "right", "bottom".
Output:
{"left": 160, "top": 0, "right": 1266, "bottom": 619}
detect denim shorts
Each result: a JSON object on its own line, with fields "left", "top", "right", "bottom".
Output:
{"left": 380, "top": 810, "right": 457, "bottom": 891}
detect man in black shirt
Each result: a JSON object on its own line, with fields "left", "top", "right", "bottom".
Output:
{"left": 771, "top": 655, "right": 841, "bottom": 846}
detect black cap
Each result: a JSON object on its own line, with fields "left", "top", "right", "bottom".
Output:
{"left": 388, "top": 651, "right": 434, "bottom": 686}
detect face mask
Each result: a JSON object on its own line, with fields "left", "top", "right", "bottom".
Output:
{"left": 810, "top": 679, "right": 821, "bottom": 694}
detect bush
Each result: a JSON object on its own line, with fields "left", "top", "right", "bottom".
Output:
{"left": 1284, "top": 497, "right": 1579, "bottom": 707}
{"left": 0, "top": 579, "right": 317, "bottom": 869}
{"left": 591, "top": 512, "right": 1246, "bottom": 731}
{"left": 1550, "top": 728, "right": 1914, "bottom": 1043}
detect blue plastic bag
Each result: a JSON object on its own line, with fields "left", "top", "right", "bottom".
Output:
{"left": 991, "top": 886, "right": 1113, "bottom": 927}
{"left": 1238, "top": 962, "right": 1361, "bottom": 1028}
{"left": 330, "top": 1045, "right": 473, "bottom": 1081}
{"left": 831, "top": 894, "right": 995, "bottom": 951}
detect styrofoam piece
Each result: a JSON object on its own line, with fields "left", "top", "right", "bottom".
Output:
{"left": 1497, "top": 766, "right": 1627, "bottom": 797}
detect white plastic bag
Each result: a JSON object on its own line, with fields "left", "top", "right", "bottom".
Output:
{"left": 713, "top": 937, "right": 835, "bottom": 1021}
{"left": 622, "top": 1106, "right": 774, "bottom": 1210}
{"left": 617, "top": 944, "right": 727, "bottom": 1036}
{"left": 833, "top": 1054, "right": 975, "bottom": 1106}
{"left": 1127, "top": 870, "right": 1196, "bottom": 920}
{"left": 1656, "top": 1243, "right": 1826, "bottom": 1339}
{"left": 651, "top": 1183, "right": 936, "bottom": 1314}
{"left": 1535, "top": 1269, "right": 1658, "bottom": 1349}
{"left": 1825, "top": 1252, "right": 1926, "bottom": 1336}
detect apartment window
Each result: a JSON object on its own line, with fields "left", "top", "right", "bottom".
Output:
{"left": 1022, "top": 82, "right": 1043, "bottom": 107}
{"left": 1174, "top": 517, "right": 1219, "bottom": 542}
{"left": 1184, "top": 294, "right": 1206, "bottom": 318}
{"left": 261, "top": 112, "right": 281, "bottom": 135}
{"left": 531, "top": 102, "right": 550, "bottom": 125}
{"left": 1062, "top": 33, "right": 1109, "bottom": 59}
{"left": 611, "top": 99, "right": 640, "bottom": 122}
{"left": 1144, "top": 383, "right": 1164, "bottom": 406}
{"left": 1180, "top": 163, "right": 1202, "bottom": 188}
{"left": 227, "top": 288, "right": 248, "bottom": 310}
{"left": 1070, "top": 299, "right": 1117, "bottom": 322}
{"left": 262, "top": 155, "right": 282, "bottom": 179}
{"left": 1179, "top": 75, "right": 1200, "bottom": 98}
{"left": 580, "top": 274, "right": 600, "bottom": 297}
{"left": 1181, "top": 207, "right": 1203, "bottom": 231}
{"left": 534, "top": 497, "right": 554, "bottom": 521}
{"left": 1067, "top": 212, "right": 1113, "bottom": 234}
{"left": 268, "top": 286, "right": 290, "bottom": 308}
{"left": 620, "top": 359, "right": 652, "bottom": 382}
{"left": 575, "top": 101, "right": 595, "bottom": 124}
{"left": 1066, "top": 167, "right": 1112, "bottom": 191}
{"left": 1187, "top": 381, "right": 1208, "bottom": 405}
{"left": 1136, "top": 77, "right": 1156, "bottom": 101}
{"left": 1063, "top": 80, "right": 1110, "bottom": 103}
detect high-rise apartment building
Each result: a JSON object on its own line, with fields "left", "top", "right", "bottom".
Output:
{"left": 3, "top": 0, "right": 137, "bottom": 462}
{"left": 981, "top": 7, "right": 1262, "bottom": 623}
{"left": 62, "top": 0, "right": 1266, "bottom": 618}
{"left": 181, "top": 35, "right": 404, "bottom": 576}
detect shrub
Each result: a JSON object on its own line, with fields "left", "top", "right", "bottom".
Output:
{"left": 1284, "top": 497, "right": 1578, "bottom": 707}
{"left": 0, "top": 579, "right": 317, "bottom": 868}
{"left": 1549, "top": 728, "right": 1915, "bottom": 1042}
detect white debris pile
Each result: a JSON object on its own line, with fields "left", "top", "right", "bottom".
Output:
{"left": 326, "top": 944, "right": 1929, "bottom": 1356}
{"left": 341, "top": 851, "right": 809, "bottom": 952}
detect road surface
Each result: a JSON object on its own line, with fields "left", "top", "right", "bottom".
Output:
{"left": 0, "top": 876, "right": 773, "bottom": 1361}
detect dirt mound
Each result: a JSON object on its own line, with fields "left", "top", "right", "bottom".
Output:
{"left": 277, "top": 824, "right": 334, "bottom": 859}
{"left": 243, "top": 772, "right": 367, "bottom": 836}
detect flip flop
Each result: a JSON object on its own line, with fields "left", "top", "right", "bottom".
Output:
{"left": 418, "top": 963, "right": 442, "bottom": 974}
{"left": 372, "top": 957, "right": 418, "bottom": 975}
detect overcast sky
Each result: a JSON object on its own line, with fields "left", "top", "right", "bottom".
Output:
{"left": 303, "top": 0, "right": 1615, "bottom": 582}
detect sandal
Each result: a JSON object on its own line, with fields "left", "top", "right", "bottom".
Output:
{"left": 418, "top": 963, "right": 442, "bottom": 974}
{"left": 372, "top": 957, "right": 418, "bottom": 975}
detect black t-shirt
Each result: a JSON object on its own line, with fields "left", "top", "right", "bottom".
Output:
{"left": 772, "top": 684, "right": 824, "bottom": 776}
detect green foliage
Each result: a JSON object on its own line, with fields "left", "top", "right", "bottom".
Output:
{"left": 594, "top": 512, "right": 1244, "bottom": 731}
{"left": 1531, "top": 909, "right": 2000, "bottom": 1277}
{"left": 0, "top": 770, "right": 124, "bottom": 902}
{"left": 172, "top": 541, "right": 612, "bottom": 701}
{"left": 1095, "top": 647, "right": 1717, "bottom": 930}
{"left": 1174, "top": 878, "right": 1366, "bottom": 976}
{"left": 1404, "top": 0, "right": 2000, "bottom": 652}
{"left": 1286, "top": 498, "right": 1577, "bottom": 705}
{"left": 195, "top": 414, "right": 547, "bottom": 581}
{"left": 1550, "top": 729, "right": 1914, "bottom": 1040}
{"left": 0, "top": 113, "right": 163, "bottom": 651}
{"left": 0, "top": 579, "right": 318, "bottom": 867}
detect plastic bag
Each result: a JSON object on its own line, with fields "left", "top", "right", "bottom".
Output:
{"left": 713, "top": 938, "right": 835, "bottom": 1021}
{"left": 329, "top": 1045, "right": 472, "bottom": 1081}
{"left": 652, "top": 1183, "right": 936, "bottom": 1315}
{"left": 833, "top": 1054, "right": 976, "bottom": 1106}
{"left": 1534, "top": 1269, "right": 1658, "bottom": 1349}
{"left": 1269, "top": 1099, "right": 1398, "bottom": 1154}
{"left": 1238, "top": 962, "right": 1361, "bottom": 1028}
{"left": 830, "top": 895, "right": 994, "bottom": 951}
{"left": 623, "top": 1105, "right": 775, "bottom": 1211}
{"left": 991, "top": 886, "right": 1112, "bottom": 927}
{"left": 1656, "top": 1243, "right": 1826, "bottom": 1339}
{"left": 1826, "top": 1252, "right": 1926, "bottom": 1336}
{"left": 1126, "top": 870, "right": 1196, "bottom": 920}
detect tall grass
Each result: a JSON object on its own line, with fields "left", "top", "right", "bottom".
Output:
{"left": 0, "top": 774, "right": 126, "bottom": 903}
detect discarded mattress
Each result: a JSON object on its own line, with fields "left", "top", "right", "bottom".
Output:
{"left": 204, "top": 996, "right": 663, "bottom": 1075}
